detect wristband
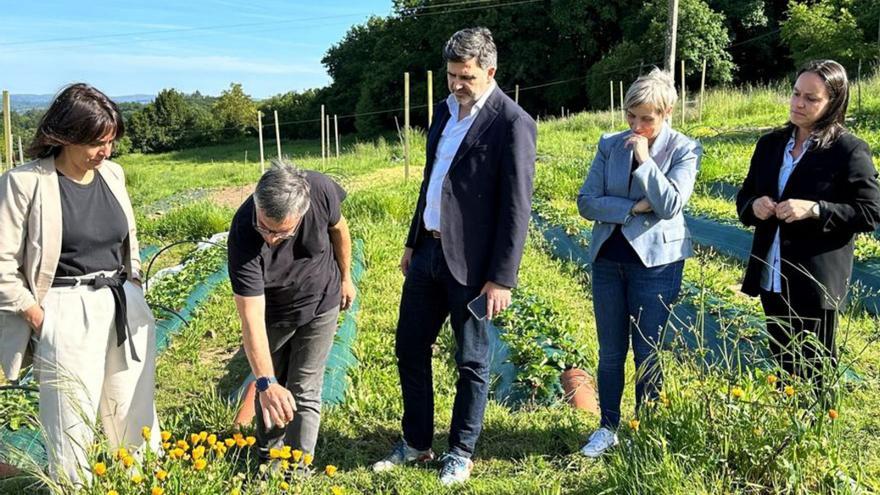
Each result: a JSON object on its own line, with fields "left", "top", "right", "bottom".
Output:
{"left": 255, "top": 376, "right": 278, "bottom": 392}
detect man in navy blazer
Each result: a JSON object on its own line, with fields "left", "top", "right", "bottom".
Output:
{"left": 372, "top": 27, "right": 536, "bottom": 485}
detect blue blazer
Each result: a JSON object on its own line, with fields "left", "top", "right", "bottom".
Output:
{"left": 405, "top": 87, "right": 537, "bottom": 288}
{"left": 577, "top": 125, "right": 702, "bottom": 267}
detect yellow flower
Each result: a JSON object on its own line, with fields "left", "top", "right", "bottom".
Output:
{"left": 151, "top": 487, "right": 165, "bottom": 495}
{"left": 246, "top": 436, "right": 256, "bottom": 446}
{"left": 325, "top": 464, "right": 338, "bottom": 477}
{"left": 115, "top": 447, "right": 129, "bottom": 461}
{"left": 731, "top": 387, "right": 745, "bottom": 400}
{"left": 292, "top": 449, "right": 303, "bottom": 462}
{"left": 224, "top": 438, "right": 236, "bottom": 448}
{"left": 155, "top": 469, "right": 168, "bottom": 481}
{"left": 828, "top": 409, "right": 839, "bottom": 421}
{"left": 629, "top": 419, "right": 640, "bottom": 432}
{"left": 207, "top": 434, "right": 217, "bottom": 446}
{"left": 193, "top": 458, "right": 207, "bottom": 471}
{"left": 767, "top": 374, "right": 778, "bottom": 385}
{"left": 192, "top": 446, "right": 206, "bottom": 460}
{"left": 231, "top": 490, "right": 241, "bottom": 495}
{"left": 176, "top": 440, "right": 190, "bottom": 451}
{"left": 142, "top": 426, "right": 152, "bottom": 441}
{"left": 190, "top": 433, "right": 201, "bottom": 446}
{"left": 122, "top": 456, "right": 135, "bottom": 468}
{"left": 303, "top": 453, "right": 313, "bottom": 466}
{"left": 784, "top": 385, "right": 795, "bottom": 397}
{"left": 279, "top": 481, "right": 290, "bottom": 491}
{"left": 162, "top": 442, "right": 171, "bottom": 450}
{"left": 232, "top": 433, "right": 244, "bottom": 442}
{"left": 279, "top": 449, "right": 291, "bottom": 460}
{"left": 93, "top": 462, "right": 107, "bottom": 476}
{"left": 160, "top": 431, "right": 172, "bottom": 442}
{"left": 281, "top": 460, "right": 290, "bottom": 471}
{"left": 107, "top": 491, "right": 119, "bottom": 495}
{"left": 269, "top": 448, "right": 282, "bottom": 459}
{"left": 170, "top": 448, "right": 185, "bottom": 459}
{"left": 331, "top": 486, "right": 344, "bottom": 495}
{"left": 235, "top": 438, "right": 248, "bottom": 448}
{"left": 199, "top": 431, "right": 208, "bottom": 442}
{"left": 131, "top": 473, "right": 144, "bottom": 484}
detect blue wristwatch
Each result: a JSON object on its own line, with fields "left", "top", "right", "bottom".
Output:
{"left": 255, "top": 376, "right": 278, "bottom": 392}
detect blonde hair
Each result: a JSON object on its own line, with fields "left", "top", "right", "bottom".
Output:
{"left": 623, "top": 68, "right": 677, "bottom": 115}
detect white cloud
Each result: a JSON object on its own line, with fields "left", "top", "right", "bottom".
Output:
{"left": 102, "top": 54, "right": 324, "bottom": 75}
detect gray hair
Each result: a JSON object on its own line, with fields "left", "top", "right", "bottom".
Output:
{"left": 623, "top": 68, "right": 678, "bottom": 115}
{"left": 253, "top": 158, "right": 311, "bottom": 221}
{"left": 443, "top": 27, "right": 497, "bottom": 70}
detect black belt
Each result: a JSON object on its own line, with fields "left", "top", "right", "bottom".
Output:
{"left": 422, "top": 229, "right": 441, "bottom": 239}
{"left": 51, "top": 272, "right": 140, "bottom": 362}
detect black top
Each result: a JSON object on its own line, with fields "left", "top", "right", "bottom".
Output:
{"left": 55, "top": 172, "right": 128, "bottom": 277}
{"left": 736, "top": 129, "right": 880, "bottom": 308}
{"left": 598, "top": 156, "right": 642, "bottom": 264}
{"left": 227, "top": 171, "right": 347, "bottom": 328}
{"left": 404, "top": 87, "right": 537, "bottom": 288}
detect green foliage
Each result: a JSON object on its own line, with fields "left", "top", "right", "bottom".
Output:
{"left": 782, "top": 0, "right": 878, "bottom": 70}
{"left": 212, "top": 83, "right": 257, "bottom": 139}
{"left": 138, "top": 201, "right": 233, "bottom": 245}
{"left": 128, "top": 89, "right": 219, "bottom": 153}
{"left": 146, "top": 245, "right": 227, "bottom": 313}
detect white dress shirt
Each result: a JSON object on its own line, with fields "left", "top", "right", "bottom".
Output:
{"left": 422, "top": 82, "right": 497, "bottom": 231}
{"left": 761, "top": 132, "right": 813, "bottom": 292}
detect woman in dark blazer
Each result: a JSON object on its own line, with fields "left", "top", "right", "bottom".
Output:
{"left": 736, "top": 59, "right": 880, "bottom": 389}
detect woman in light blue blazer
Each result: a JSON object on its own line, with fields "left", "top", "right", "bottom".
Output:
{"left": 576, "top": 68, "right": 702, "bottom": 457}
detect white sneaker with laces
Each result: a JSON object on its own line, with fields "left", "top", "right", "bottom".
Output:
{"left": 579, "top": 427, "right": 619, "bottom": 458}
{"left": 372, "top": 440, "right": 435, "bottom": 472}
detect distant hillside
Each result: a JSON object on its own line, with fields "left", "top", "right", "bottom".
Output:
{"left": 10, "top": 94, "right": 154, "bottom": 112}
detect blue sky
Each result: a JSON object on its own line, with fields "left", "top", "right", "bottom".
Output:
{"left": 2, "top": 1, "right": 393, "bottom": 98}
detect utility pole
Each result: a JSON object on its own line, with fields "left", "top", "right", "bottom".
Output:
{"left": 664, "top": 0, "right": 679, "bottom": 73}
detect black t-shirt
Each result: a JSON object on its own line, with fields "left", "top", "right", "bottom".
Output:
{"left": 55, "top": 172, "right": 128, "bottom": 277}
{"left": 227, "top": 171, "right": 347, "bottom": 328}
{"left": 598, "top": 156, "right": 643, "bottom": 264}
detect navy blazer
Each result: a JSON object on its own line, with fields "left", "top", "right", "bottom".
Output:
{"left": 405, "top": 87, "right": 537, "bottom": 288}
{"left": 737, "top": 129, "right": 880, "bottom": 308}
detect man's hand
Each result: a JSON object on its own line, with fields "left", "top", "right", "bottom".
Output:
{"left": 624, "top": 133, "right": 651, "bottom": 164}
{"left": 20, "top": 303, "right": 44, "bottom": 337}
{"left": 340, "top": 278, "right": 357, "bottom": 310}
{"left": 259, "top": 383, "right": 297, "bottom": 429}
{"left": 751, "top": 196, "right": 777, "bottom": 221}
{"left": 631, "top": 198, "right": 653, "bottom": 214}
{"left": 776, "top": 199, "right": 818, "bottom": 223}
{"left": 400, "top": 247, "right": 414, "bottom": 276}
{"left": 481, "top": 281, "right": 511, "bottom": 319}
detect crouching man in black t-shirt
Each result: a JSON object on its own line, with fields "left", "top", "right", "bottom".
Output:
{"left": 227, "top": 159, "right": 355, "bottom": 466}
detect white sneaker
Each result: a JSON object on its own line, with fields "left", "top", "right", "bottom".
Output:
{"left": 372, "top": 440, "right": 435, "bottom": 472}
{"left": 579, "top": 427, "right": 619, "bottom": 458}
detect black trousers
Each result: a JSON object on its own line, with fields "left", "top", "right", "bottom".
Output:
{"left": 759, "top": 290, "right": 838, "bottom": 384}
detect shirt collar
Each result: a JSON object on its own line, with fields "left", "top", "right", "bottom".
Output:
{"left": 447, "top": 80, "right": 497, "bottom": 121}
{"left": 787, "top": 129, "right": 813, "bottom": 151}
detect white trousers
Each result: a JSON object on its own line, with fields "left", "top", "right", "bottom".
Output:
{"left": 35, "top": 277, "right": 160, "bottom": 484}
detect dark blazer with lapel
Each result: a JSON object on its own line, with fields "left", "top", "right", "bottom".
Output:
{"left": 405, "top": 87, "right": 537, "bottom": 288}
{"left": 736, "top": 128, "right": 880, "bottom": 308}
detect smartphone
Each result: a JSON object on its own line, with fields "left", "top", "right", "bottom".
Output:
{"left": 467, "top": 293, "right": 489, "bottom": 320}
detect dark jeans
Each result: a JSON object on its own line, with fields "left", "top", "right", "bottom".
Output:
{"left": 395, "top": 236, "right": 490, "bottom": 459}
{"left": 592, "top": 257, "right": 684, "bottom": 429}
{"left": 760, "top": 290, "right": 837, "bottom": 387}
{"left": 255, "top": 307, "right": 340, "bottom": 458}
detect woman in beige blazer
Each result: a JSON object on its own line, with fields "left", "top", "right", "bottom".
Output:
{"left": 0, "top": 84, "right": 159, "bottom": 484}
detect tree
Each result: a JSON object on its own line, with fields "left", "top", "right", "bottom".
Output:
{"left": 212, "top": 83, "right": 257, "bottom": 139}
{"left": 782, "top": 0, "right": 877, "bottom": 71}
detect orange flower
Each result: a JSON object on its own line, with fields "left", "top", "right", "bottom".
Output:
{"left": 151, "top": 487, "right": 165, "bottom": 495}
{"left": 731, "top": 387, "right": 745, "bottom": 400}
{"left": 235, "top": 438, "right": 248, "bottom": 448}
{"left": 246, "top": 436, "right": 256, "bottom": 446}
{"left": 193, "top": 458, "right": 207, "bottom": 471}
{"left": 784, "top": 385, "right": 795, "bottom": 397}
{"left": 122, "top": 456, "right": 135, "bottom": 468}
{"left": 224, "top": 438, "right": 236, "bottom": 448}
{"left": 767, "top": 374, "right": 778, "bottom": 385}
{"left": 93, "top": 462, "right": 107, "bottom": 477}
{"left": 155, "top": 469, "right": 168, "bottom": 481}
{"left": 176, "top": 440, "right": 190, "bottom": 451}
{"left": 325, "top": 464, "right": 338, "bottom": 477}
{"left": 115, "top": 447, "right": 129, "bottom": 461}
{"left": 828, "top": 409, "right": 839, "bottom": 420}
{"left": 190, "top": 433, "right": 201, "bottom": 446}
{"left": 160, "top": 431, "right": 172, "bottom": 442}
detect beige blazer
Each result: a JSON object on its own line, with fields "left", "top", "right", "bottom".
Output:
{"left": 0, "top": 156, "right": 142, "bottom": 380}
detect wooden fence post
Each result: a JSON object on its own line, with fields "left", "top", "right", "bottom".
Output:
{"left": 699, "top": 59, "right": 707, "bottom": 123}
{"left": 334, "top": 114, "right": 340, "bottom": 159}
{"left": 257, "top": 111, "right": 265, "bottom": 173}
{"left": 427, "top": 70, "right": 434, "bottom": 128}
{"left": 404, "top": 72, "right": 410, "bottom": 180}
{"left": 619, "top": 80, "right": 625, "bottom": 121}
{"left": 274, "top": 110, "right": 282, "bottom": 158}
{"left": 680, "top": 60, "right": 686, "bottom": 126}
{"left": 609, "top": 81, "right": 615, "bottom": 128}
{"left": 2, "top": 91, "right": 12, "bottom": 168}
{"left": 320, "top": 105, "right": 326, "bottom": 166}
{"left": 515, "top": 84, "right": 520, "bottom": 105}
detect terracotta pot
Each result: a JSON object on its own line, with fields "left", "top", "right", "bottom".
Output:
{"left": 233, "top": 380, "right": 257, "bottom": 427}
{"left": 0, "top": 462, "right": 20, "bottom": 479}
{"left": 560, "top": 368, "right": 599, "bottom": 414}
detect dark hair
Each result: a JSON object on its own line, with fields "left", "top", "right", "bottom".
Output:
{"left": 785, "top": 59, "right": 849, "bottom": 149}
{"left": 443, "top": 27, "right": 497, "bottom": 70}
{"left": 27, "top": 83, "right": 125, "bottom": 159}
